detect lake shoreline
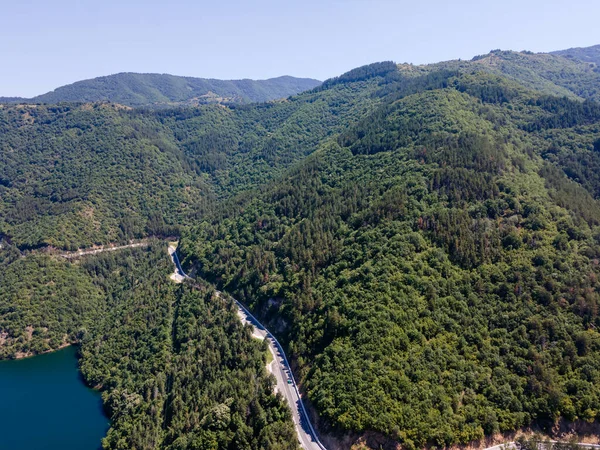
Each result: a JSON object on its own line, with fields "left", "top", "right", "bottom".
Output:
{"left": 12, "top": 341, "right": 73, "bottom": 360}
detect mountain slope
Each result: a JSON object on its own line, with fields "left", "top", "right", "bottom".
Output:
{"left": 178, "top": 68, "right": 600, "bottom": 448}
{"left": 0, "top": 96, "right": 25, "bottom": 103}
{"left": 1, "top": 73, "right": 321, "bottom": 107}
{"left": 552, "top": 44, "right": 600, "bottom": 68}
{"left": 413, "top": 47, "right": 600, "bottom": 102}
{"left": 0, "top": 103, "right": 207, "bottom": 249}
{"left": 78, "top": 245, "right": 298, "bottom": 449}
{"left": 0, "top": 70, "right": 381, "bottom": 250}
{"left": 3, "top": 49, "right": 600, "bottom": 450}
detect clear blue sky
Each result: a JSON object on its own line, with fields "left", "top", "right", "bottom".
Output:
{"left": 2, "top": 0, "right": 599, "bottom": 97}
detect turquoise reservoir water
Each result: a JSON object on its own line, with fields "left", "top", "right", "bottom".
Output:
{"left": 0, "top": 346, "right": 108, "bottom": 450}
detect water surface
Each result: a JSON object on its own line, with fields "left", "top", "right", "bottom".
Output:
{"left": 0, "top": 346, "right": 108, "bottom": 450}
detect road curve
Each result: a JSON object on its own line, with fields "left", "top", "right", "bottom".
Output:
{"left": 169, "top": 247, "right": 327, "bottom": 450}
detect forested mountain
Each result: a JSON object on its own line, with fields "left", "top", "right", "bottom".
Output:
{"left": 0, "top": 73, "right": 321, "bottom": 107}
{"left": 178, "top": 57, "right": 600, "bottom": 448}
{"left": 0, "top": 96, "right": 24, "bottom": 103}
{"left": 2, "top": 49, "right": 597, "bottom": 252}
{"left": 2, "top": 45, "right": 600, "bottom": 450}
{"left": 0, "top": 243, "right": 104, "bottom": 358}
{"left": 0, "top": 103, "right": 207, "bottom": 249}
{"left": 0, "top": 74, "right": 379, "bottom": 250}
{"left": 415, "top": 49, "right": 600, "bottom": 102}
{"left": 80, "top": 245, "right": 298, "bottom": 449}
{"left": 0, "top": 242, "right": 298, "bottom": 449}
{"left": 552, "top": 45, "right": 600, "bottom": 68}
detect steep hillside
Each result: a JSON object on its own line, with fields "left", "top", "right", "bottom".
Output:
{"left": 3, "top": 49, "right": 600, "bottom": 450}
{"left": 552, "top": 45, "right": 600, "bottom": 68}
{"left": 1, "top": 73, "right": 321, "bottom": 107}
{"left": 0, "top": 103, "right": 208, "bottom": 249}
{"left": 412, "top": 48, "right": 600, "bottom": 102}
{"left": 0, "top": 70, "right": 383, "bottom": 250}
{"left": 0, "top": 243, "right": 104, "bottom": 358}
{"left": 78, "top": 245, "right": 298, "bottom": 449}
{"left": 179, "top": 69, "right": 600, "bottom": 448}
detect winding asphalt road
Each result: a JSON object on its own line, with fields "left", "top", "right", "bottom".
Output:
{"left": 168, "top": 246, "right": 326, "bottom": 450}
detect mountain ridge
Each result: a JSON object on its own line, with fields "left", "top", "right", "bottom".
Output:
{"left": 3, "top": 44, "right": 600, "bottom": 450}
{"left": 551, "top": 44, "right": 600, "bottom": 67}
{"left": 0, "top": 72, "right": 322, "bottom": 107}
{"left": 403, "top": 47, "right": 600, "bottom": 102}
{"left": 3, "top": 44, "right": 599, "bottom": 107}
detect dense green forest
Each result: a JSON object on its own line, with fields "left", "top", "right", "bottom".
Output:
{"left": 408, "top": 49, "right": 600, "bottom": 102}
{"left": 0, "top": 103, "right": 208, "bottom": 249}
{"left": 79, "top": 245, "right": 298, "bottom": 449}
{"left": 0, "top": 243, "right": 104, "bottom": 358}
{"left": 0, "top": 75, "right": 380, "bottom": 250}
{"left": 2, "top": 49, "right": 597, "bottom": 251}
{"left": 178, "top": 62, "right": 600, "bottom": 447}
{"left": 0, "top": 73, "right": 321, "bottom": 107}
{"left": 3, "top": 46, "right": 600, "bottom": 449}
{"left": 552, "top": 45, "right": 600, "bottom": 70}
{"left": 0, "top": 243, "right": 298, "bottom": 449}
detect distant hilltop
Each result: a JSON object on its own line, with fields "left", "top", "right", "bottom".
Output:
{"left": 0, "top": 73, "right": 322, "bottom": 107}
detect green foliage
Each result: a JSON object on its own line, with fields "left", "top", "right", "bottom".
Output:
{"left": 0, "top": 103, "right": 206, "bottom": 249}
{"left": 552, "top": 45, "right": 600, "bottom": 71}
{"left": 0, "top": 74, "right": 382, "bottom": 250}
{"left": 428, "top": 49, "right": 600, "bottom": 102}
{"left": 0, "top": 243, "right": 297, "bottom": 449}
{"left": 317, "top": 61, "right": 398, "bottom": 90}
{"left": 0, "top": 243, "right": 104, "bottom": 358}
{"left": 4, "top": 47, "right": 600, "bottom": 449}
{"left": 523, "top": 96, "right": 600, "bottom": 131}
{"left": 163, "top": 287, "right": 297, "bottom": 450}
{"left": 6, "top": 73, "right": 322, "bottom": 107}
{"left": 79, "top": 246, "right": 298, "bottom": 449}
{"left": 179, "top": 70, "right": 600, "bottom": 447}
